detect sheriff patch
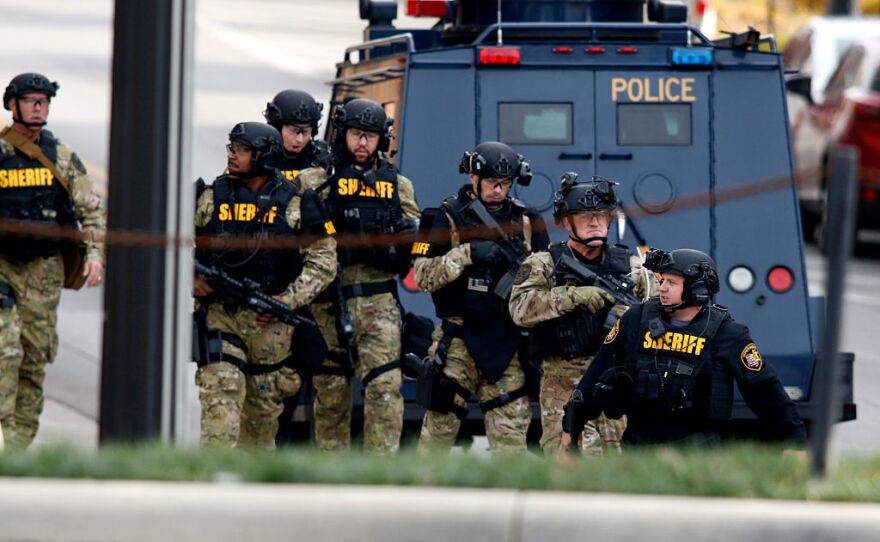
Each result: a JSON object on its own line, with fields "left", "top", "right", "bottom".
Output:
{"left": 604, "top": 318, "right": 620, "bottom": 345}
{"left": 411, "top": 241, "right": 430, "bottom": 256}
{"left": 740, "top": 342, "right": 763, "bottom": 371}
{"left": 280, "top": 169, "right": 301, "bottom": 181}
{"left": 324, "top": 220, "right": 336, "bottom": 235}
{"left": 513, "top": 263, "right": 531, "bottom": 286}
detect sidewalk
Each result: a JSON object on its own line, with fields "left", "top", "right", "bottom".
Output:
{"left": 1, "top": 479, "right": 878, "bottom": 541}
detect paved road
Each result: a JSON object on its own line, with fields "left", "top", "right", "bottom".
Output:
{"left": 1, "top": 0, "right": 877, "bottom": 453}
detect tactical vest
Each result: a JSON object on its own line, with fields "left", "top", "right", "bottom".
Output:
{"left": 432, "top": 194, "right": 532, "bottom": 382}
{"left": 0, "top": 130, "right": 76, "bottom": 261}
{"left": 278, "top": 141, "right": 331, "bottom": 183}
{"left": 324, "top": 158, "right": 403, "bottom": 271}
{"left": 198, "top": 174, "right": 303, "bottom": 295}
{"left": 530, "top": 243, "right": 632, "bottom": 361}
{"left": 627, "top": 299, "right": 732, "bottom": 420}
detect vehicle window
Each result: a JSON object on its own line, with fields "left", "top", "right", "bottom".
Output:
{"left": 617, "top": 104, "right": 691, "bottom": 146}
{"left": 498, "top": 103, "right": 572, "bottom": 145}
{"left": 825, "top": 46, "right": 865, "bottom": 95}
{"left": 871, "top": 65, "right": 880, "bottom": 92}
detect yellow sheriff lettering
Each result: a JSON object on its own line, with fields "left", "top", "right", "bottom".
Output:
{"left": 218, "top": 203, "right": 277, "bottom": 223}
{"left": 411, "top": 242, "right": 431, "bottom": 256}
{"left": 337, "top": 178, "right": 395, "bottom": 199}
{"left": 642, "top": 331, "right": 706, "bottom": 356}
{"left": 611, "top": 77, "right": 697, "bottom": 103}
{"left": 0, "top": 168, "right": 53, "bottom": 188}
{"left": 281, "top": 169, "right": 301, "bottom": 181}
{"left": 324, "top": 220, "right": 336, "bottom": 235}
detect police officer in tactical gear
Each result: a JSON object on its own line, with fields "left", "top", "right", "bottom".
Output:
{"left": 510, "top": 173, "right": 653, "bottom": 455}
{"left": 561, "top": 248, "right": 807, "bottom": 448}
{"left": 0, "top": 73, "right": 106, "bottom": 447}
{"left": 193, "top": 121, "right": 337, "bottom": 448}
{"left": 297, "top": 98, "right": 421, "bottom": 454}
{"left": 263, "top": 89, "right": 332, "bottom": 182}
{"left": 413, "top": 141, "right": 549, "bottom": 454}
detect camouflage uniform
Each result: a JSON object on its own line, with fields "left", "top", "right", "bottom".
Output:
{"left": 509, "top": 247, "right": 654, "bottom": 455}
{"left": 413, "top": 185, "right": 549, "bottom": 455}
{"left": 298, "top": 165, "right": 420, "bottom": 454}
{"left": 194, "top": 187, "right": 336, "bottom": 448}
{"left": 0, "top": 131, "right": 105, "bottom": 447}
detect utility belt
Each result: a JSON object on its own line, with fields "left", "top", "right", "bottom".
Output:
{"left": 312, "top": 279, "right": 401, "bottom": 388}
{"left": 415, "top": 319, "right": 530, "bottom": 420}
{"left": 194, "top": 327, "right": 294, "bottom": 375}
{"left": 0, "top": 282, "right": 16, "bottom": 309}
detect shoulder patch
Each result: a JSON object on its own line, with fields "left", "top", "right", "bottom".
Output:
{"left": 69, "top": 152, "right": 87, "bottom": 175}
{"left": 740, "top": 342, "right": 763, "bottom": 371}
{"left": 513, "top": 263, "right": 532, "bottom": 286}
{"left": 604, "top": 318, "right": 621, "bottom": 345}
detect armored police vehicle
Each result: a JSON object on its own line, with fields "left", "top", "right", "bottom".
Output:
{"left": 315, "top": 0, "right": 855, "bottom": 441}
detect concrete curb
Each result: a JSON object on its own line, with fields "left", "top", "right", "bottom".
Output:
{"left": 1, "top": 478, "right": 879, "bottom": 541}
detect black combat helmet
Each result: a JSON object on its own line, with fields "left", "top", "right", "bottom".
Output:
{"left": 645, "top": 248, "right": 720, "bottom": 308}
{"left": 458, "top": 141, "right": 532, "bottom": 186}
{"left": 553, "top": 173, "right": 620, "bottom": 219}
{"left": 4, "top": 73, "right": 59, "bottom": 127}
{"left": 228, "top": 122, "right": 283, "bottom": 176}
{"left": 333, "top": 98, "right": 393, "bottom": 151}
{"left": 264, "top": 89, "right": 323, "bottom": 132}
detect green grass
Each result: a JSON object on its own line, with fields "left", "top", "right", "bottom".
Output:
{"left": 1, "top": 444, "right": 879, "bottom": 502}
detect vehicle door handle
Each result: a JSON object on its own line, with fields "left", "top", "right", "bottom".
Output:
{"left": 598, "top": 153, "right": 633, "bottom": 160}
{"left": 558, "top": 152, "right": 592, "bottom": 160}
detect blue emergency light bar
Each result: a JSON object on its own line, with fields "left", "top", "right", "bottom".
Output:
{"left": 670, "top": 48, "right": 713, "bottom": 66}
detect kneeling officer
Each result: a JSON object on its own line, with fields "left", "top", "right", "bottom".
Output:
{"left": 562, "top": 248, "right": 806, "bottom": 448}
{"left": 193, "top": 122, "right": 337, "bottom": 448}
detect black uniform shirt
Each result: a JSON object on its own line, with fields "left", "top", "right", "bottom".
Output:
{"left": 575, "top": 303, "right": 807, "bottom": 446}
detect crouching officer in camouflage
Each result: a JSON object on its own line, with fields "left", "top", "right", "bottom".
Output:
{"left": 193, "top": 122, "right": 336, "bottom": 448}
{"left": 561, "top": 248, "right": 807, "bottom": 448}
{"left": 510, "top": 173, "right": 652, "bottom": 455}
{"left": 298, "top": 98, "right": 420, "bottom": 454}
{"left": 0, "top": 73, "right": 106, "bottom": 448}
{"left": 413, "top": 141, "right": 549, "bottom": 454}
{"left": 263, "top": 89, "right": 332, "bottom": 183}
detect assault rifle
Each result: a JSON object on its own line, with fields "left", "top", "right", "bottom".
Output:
{"left": 555, "top": 251, "right": 640, "bottom": 308}
{"left": 462, "top": 198, "right": 529, "bottom": 300}
{"left": 194, "top": 262, "right": 317, "bottom": 329}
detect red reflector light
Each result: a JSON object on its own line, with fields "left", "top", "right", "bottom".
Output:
{"left": 617, "top": 47, "right": 639, "bottom": 54}
{"left": 586, "top": 47, "right": 606, "bottom": 54}
{"left": 696, "top": 0, "right": 707, "bottom": 17}
{"left": 402, "top": 267, "right": 419, "bottom": 292}
{"left": 406, "top": 0, "right": 450, "bottom": 17}
{"left": 553, "top": 46, "right": 574, "bottom": 54}
{"left": 863, "top": 188, "right": 878, "bottom": 203}
{"left": 479, "top": 47, "right": 521, "bottom": 65}
{"left": 767, "top": 266, "right": 794, "bottom": 293}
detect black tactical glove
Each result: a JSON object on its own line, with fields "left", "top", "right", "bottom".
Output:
{"left": 562, "top": 389, "right": 586, "bottom": 448}
{"left": 469, "top": 240, "right": 503, "bottom": 266}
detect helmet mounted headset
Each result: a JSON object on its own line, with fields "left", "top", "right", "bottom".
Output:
{"left": 227, "top": 122, "right": 283, "bottom": 179}
{"left": 458, "top": 141, "right": 531, "bottom": 203}
{"left": 644, "top": 248, "right": 720, "bottom": 311}
{"left": 263, "top": 89, "right": 323, "bottom": 136}
{"left": 331, "top": 98, "right": 393, "bottom": 162}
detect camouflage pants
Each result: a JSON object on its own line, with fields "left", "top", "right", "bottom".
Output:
{"left": 0, "top": 255, "right": 63, "bottom": 449}
{"left": 540, "top": 355, "right": 626, "bottom": 456}
{"left": 310, "top": 292, "right": 403, "bottom": 454}
{"left": 418, "top": 325, "right": 531, "bottom": 454}
{"left": 195, "top": 302, "right": 302, "bottom": 448}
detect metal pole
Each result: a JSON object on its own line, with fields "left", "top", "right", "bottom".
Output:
{"left": 810, "top": 145, "right": 859, "bottom": 478}
{"left": 100, "top": 0, "right": 193, "bottom": 443}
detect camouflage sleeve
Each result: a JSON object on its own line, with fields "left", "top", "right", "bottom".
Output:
{"left": 278, "top": 195, "right": 337, "bottom": 308}
{"left": 630, "top": 253, "right": 658, "bottom": 300}
{"left": 194, "top": 189, "right": 214, "bottom": 229}
{"left": 397, "top": 175, "right": 421, "bottom": 220}
{"left": 296, "top": 166, "right": 329, "bottom": 197}
{"left": 57, "top": 143, "right": 106, "bottom": 262}
{"left": 411, "top": 207, "right": 469, "bottom": 292}
{"left": 508, "top": 251, "right": 573, "bottom": 327}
